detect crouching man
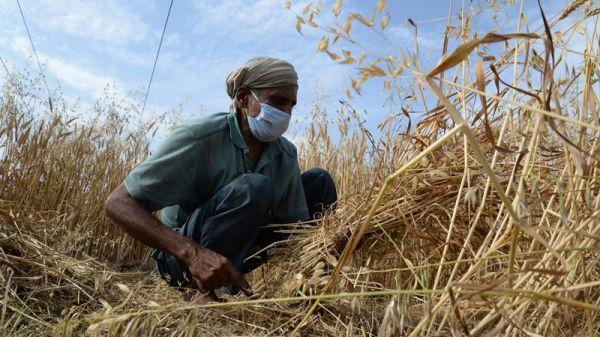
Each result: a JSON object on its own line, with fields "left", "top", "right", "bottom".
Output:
{"left": 104, "top": 57, "right": 337, "bottom": 301}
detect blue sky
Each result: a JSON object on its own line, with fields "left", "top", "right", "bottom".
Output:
{"left": 0, "top": 0, "right": 582, "bottom": 145}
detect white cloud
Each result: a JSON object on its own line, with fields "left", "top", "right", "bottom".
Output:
{"left": 104, "top": 45, "right": 154, "bottom": 69}
{"left": 10, "top": 36, "right": 30, "bottom": 58}
{"left": 1, "top": 0, "right": 426, "bottom": 132}
{"left": 11, "top": 36, "right": 109, "bottom": 97}
{"left": 192, "top": 0, "right": 299, "bottom": 37}
{"left": 387, "top": 24, "right": 438, "bottom": 51}
{"left": 47, "top": 57, "right": 111, "bottom": 98}
{"left": 6, "top": 35, "right": 180, "bottom": 119}
{"left": 18, "top": 0, "right": 149, "bottom": 46}
{"left": 178, "top": 0, "right": 351, "bottom": 114}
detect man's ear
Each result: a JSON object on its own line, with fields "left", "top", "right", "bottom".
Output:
{"left": 236, "top": 87, "right": 250, "bottom": 111}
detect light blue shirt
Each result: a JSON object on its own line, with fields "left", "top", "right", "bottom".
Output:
{"left": 124, "top": 112, "right": 309, "bottom": 229}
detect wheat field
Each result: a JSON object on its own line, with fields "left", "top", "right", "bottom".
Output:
{"left": 1, "top": 1, "right": 599, "bottom": 336}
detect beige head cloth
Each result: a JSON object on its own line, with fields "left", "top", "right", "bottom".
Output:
{"left": 226, "top": 56, "right": 298, "bottom": 111}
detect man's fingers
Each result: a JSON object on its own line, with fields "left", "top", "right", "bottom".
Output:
{"left": 200, "top": 275, "right": 218, "bottom": 290}
{"left": 224, "top": 263, "right": 253, "bottom": 296}
{"left": 215, "top": 266, "right": 232, "bottom": 287}
{"left": 239, "top": 283, "right": 253, "bottom": 297}
{"left": 207, "top": 290, "right": 226, "bottom": 302}
{"left": 232, "top": 273, "right": 252, "bottom": 296}
{"left": 226, "top": 263, "right": 248, "bottom": 287}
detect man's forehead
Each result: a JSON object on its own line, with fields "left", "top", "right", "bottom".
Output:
{"left": 262, "top": 85, "right": 297, "bottom": 98}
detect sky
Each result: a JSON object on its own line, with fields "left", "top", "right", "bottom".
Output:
{"left": 0, "top": 0, "right": 583, "bottom": 146}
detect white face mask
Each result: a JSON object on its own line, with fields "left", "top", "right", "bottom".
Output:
{"left": 247, "top": 90, "right": 291, "bottom": 142}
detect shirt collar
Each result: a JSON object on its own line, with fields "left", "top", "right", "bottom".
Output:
{"left": 227, "top": 113, "right": 247, "bottom": 149}
{"left": 226, "top": 113, "right": 283, "bottom": 169}
{"left": 256, "top": 139, "right": 283, "bottom": 171}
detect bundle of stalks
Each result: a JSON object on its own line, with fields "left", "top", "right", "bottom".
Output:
{"left": 1, "top": 0, "right": 599, "bottom": 336}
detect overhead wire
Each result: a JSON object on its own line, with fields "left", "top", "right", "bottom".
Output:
{"left": 16, "top": 0, "right": 53, "bottom": 112}
{"left": 0, "top": 57, "right": 10, "bottom": 76}
{"left": 103, "top": 0, "right": 106, "bottom": 86}
{"left": 141, "top": 0, "right": 174, "bottom": 115}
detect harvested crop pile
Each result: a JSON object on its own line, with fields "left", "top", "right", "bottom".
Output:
{"left": 1, "top": 1, "right": 598, "bottom": 336}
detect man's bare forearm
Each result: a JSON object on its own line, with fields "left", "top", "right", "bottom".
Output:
{"left": 104, "top": 184, "right": 199, "bottom": 263}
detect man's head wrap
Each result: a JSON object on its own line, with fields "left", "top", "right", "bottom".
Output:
{"left": 226, "top": 57, "right": 298, "bottom": 111}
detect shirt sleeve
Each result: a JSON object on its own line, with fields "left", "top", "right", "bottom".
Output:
{"left": 273, "top": 161, "right": 309, "bottom": 223}
{"left": 124, "top": 125, "right": 200, "bottom": 212}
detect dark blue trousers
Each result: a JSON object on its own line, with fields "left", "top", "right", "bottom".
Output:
{"left": 154, "top": 167, "right": 337, "bottom": 290}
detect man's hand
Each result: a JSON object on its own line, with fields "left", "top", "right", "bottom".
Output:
{"left": 184, "top": 246, "right": 252, "bottom": 295}
{"left": 104, "top": 184, "right": 252, "bottom": 297}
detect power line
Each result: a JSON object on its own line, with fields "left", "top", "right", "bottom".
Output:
{"left": 141, "top": 0, "right": 174, "bottom": 115}
{"left": 0, "top": 56, "right": 10, "bottom": 75}
{"left": 16, "top": 0, "right": 53, "bottom": 111}
{"left": 102, "top": 0, "right": 106, "bottom": 85}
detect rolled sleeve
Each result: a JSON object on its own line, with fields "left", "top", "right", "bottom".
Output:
{"left": 124, "top": 126, "right": 200, "bottom": 212}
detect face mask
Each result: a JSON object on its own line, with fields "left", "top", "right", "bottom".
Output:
{"left": 246, "top": 90, "right": 291, "bottom": 142}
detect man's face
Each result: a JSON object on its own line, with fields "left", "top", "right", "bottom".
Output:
{"left": 241, "top": 85, "right": 298, "bottom": 118}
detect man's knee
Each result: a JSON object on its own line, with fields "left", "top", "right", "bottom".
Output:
{"left": 303, "top": 167, "right": 336, "bottom": 189}
{"left": 301, "top": 167, "right": 338, "bottom": 219}
{"left": 237, "top": 173, "right": 273, "bottom": 210}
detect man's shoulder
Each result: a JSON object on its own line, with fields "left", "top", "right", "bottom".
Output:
{"left": 177, "top": 112, "right": 230, "bottom": 142}
{"left": 276, "top": 137, "right": 299, "bottom": 158}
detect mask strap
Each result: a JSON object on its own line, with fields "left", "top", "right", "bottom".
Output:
{"left": 249, "top": 89, "right": 261, "bottom": 104}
